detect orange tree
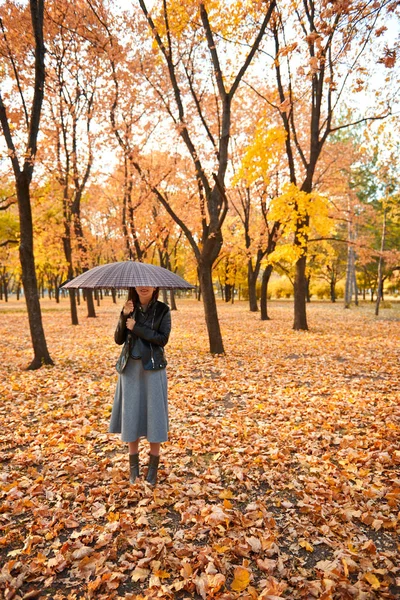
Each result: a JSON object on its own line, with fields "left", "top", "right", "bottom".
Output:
{"left": 40, "top": 1, "right": 110, "bottom": 323}
{"left": 110, "top": 0, "right": 278, "bottom": 354}
{"left": 256, "top": 0, "right": 398, "bottom": 330}
{"left": 0, "top": 0, "right": 53, "bottom": 368}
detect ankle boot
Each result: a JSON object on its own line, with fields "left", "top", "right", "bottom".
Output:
{"left": 145, "top": 454, "right": 159, "bottom": 486}
{"left": 129, "top": 453, "right": 139, "bottom": 484}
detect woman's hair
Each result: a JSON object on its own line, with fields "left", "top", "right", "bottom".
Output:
{"left": 128, "top": 287, "right": 159, "bottom": 304}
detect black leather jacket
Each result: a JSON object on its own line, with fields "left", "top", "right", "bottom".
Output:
{"left": 114, "top": 300, "right": 171, "bottom": 370}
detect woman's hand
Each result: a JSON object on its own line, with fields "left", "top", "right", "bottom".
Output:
{"left": 122, "top": 300, "right": 134, "bottom": 316}
{"left": 126, "top": 317, "right": 135, "bottom": 331}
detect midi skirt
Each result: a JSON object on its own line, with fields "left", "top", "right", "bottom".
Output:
{"left": 109, "top": 358, "right": 169, "bottom": 443}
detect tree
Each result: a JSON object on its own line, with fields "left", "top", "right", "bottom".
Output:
{"left": 308, "top": 240, "right": 347, "bottom": 302}
{"left": 42, "top": 1, "right": 107, "bottom": 323}
{"left": 349, "top": 126, "right": 400, "bottom": 307}
{"left": 131, "top": 0, "right": 277, "bottom": 354}
{"left": 256, "top": 0, "right": 397, "bottom": 329}
{"left": 0, "top": 0, "right": 53, "bottom": 368}
{"left": 231, "top": 107, "right": 285, "bottom": 314}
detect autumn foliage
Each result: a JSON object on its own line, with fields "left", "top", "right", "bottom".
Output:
{"left": 0, "top": 298, "right": 399, "bottom": 599}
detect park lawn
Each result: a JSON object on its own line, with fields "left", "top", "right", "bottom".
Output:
{"left": 0, "top": 297, "right": 399, "bottom": 599}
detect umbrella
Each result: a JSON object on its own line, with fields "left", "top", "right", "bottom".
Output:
{"left": 61, "top": 261, "right": 194, "bottom": 290}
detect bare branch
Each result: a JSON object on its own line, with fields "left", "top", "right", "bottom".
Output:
{"left": 0, "top": 195, "right": 17, "bottom": 211}
{"left": 0, "top": 239, "right": 18, "bottom": 247}
{"left": 131, "top": 157, "right": 201, "bottom": 263}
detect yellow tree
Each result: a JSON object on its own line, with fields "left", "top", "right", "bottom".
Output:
{"left": 216, "top": 215, "right": 247, "bottom": 303}
{"left": 231, "top": 104, "right": 286, "bottom": 316}
{"left": 31, "top": 181, "right": 67, "bottom": 302}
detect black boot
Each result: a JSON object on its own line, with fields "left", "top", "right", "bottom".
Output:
{"left": 145, "top": 454, "right": 159, "bottom": 486}
{"left": 129, "top": 453, "right": 139, "bottom": 484}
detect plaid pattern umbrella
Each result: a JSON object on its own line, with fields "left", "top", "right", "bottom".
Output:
{"left": 61, "top": 262, "right": 194, "bottom": 290}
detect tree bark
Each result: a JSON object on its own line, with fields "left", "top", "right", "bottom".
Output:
{"left": 248, "top": 260, "right": 259, "bottom": 312}
{"left": 375, "top": 207, "right": 387, "bottom": 316}
{"left": 62, "top": 224, "right": 79, "bottom": 325}
{"left": 330, "top": 279, "right": 336, "bottom": 303}
{"left": 225, "top": 283, "right": 233, "bottom": 303}
{"left": 260, "top": 264, "right": 273, "bottom": 321}
{"left": 306, "top": 274, "right": 311, "bottom": 303}
{"left": 199, "top": 261, "right": 224, "bottom": 354}
{"left": 86, "top": 289, "right": 96, "bottom": 317}
{"left": 169, "top": 289, "right": 177, "bottom": 310}
{"left": 344, "top": 246, "right": 355, "bottom": 308}
{"left": 293, "top": 255, "right": 308, "bottom": 330}
{"left": 16, "top": 174, "right": 53, "bottom": 368}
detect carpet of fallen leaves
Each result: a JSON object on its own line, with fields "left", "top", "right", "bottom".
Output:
{"left": 0, "top": 297, "right": 399, "bottom": 600}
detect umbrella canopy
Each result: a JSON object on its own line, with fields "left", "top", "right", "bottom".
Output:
{"left": 61, "top": 261, "right": 194, "bottom": 290}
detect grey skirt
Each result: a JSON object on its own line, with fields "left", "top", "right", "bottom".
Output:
{"left": 109, "top": 358, "right": 169, "bottom": 443}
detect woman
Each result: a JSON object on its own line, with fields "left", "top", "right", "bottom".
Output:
{"left": 109, "top": 286, "right": 171, "bottom": 486}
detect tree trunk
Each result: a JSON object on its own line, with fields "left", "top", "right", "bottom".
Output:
{"left": 330, "top": 279, "right": 336, "bottom": 303}
{"left": 353, "top": 266, "right": 359, "bottom": 306}
{"left": 17, "top": 175, "right": 53, "bottom": 369}
{"left": 306, "top": 274, "right": 311, "bottom": 303}
{"left": 199, "top": 262, "right": 224, "bottom": 354}
{"left": 293, "top": 255, "right": 308, "bottom": 330}
{"left": 68, "top": 290, "right": 78, "bottom": 325}
{"left": 248, "top": 260, "right": 258, "bottom": 312}
{"left": 260, "top": 264, "right": 273, "bottom": 321}
{"left": 344, "top": 245, "right": 355, "bottom": 308}
{"left": 86, "top": 289, "right": 96, "bottom": 317}
{"left": 63, "top": 235, "right": 79, "bottom": 324}
{"left": 55, "top": 282, "right": 60, "bottom": 303}
{"left": 375, "top": 207, "right": 387, "bottom": 316}
{"left": 169, "top": 289, "right": 177, "bottom": 310}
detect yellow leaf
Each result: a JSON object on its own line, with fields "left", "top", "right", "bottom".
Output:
{"left": 299, "top": 539, "right": 314, "bottom": 552}
{"left": 213, "top": 543, "right": 230, "bottom": 554}
{"left": 231, "top": 566, "right": 251, "bottom": 591}
{"left": 365, "top": 573, "right": 380, "bottom": 589}
{"left": 347, "top": 542, "right": 358, "bottom": 554}
{"left": 219, "top": 489, "right": 234, "bottom": 499}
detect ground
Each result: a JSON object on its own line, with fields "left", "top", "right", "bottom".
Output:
{"left": 0, "top": 297, "right": 399, "bottom": 600}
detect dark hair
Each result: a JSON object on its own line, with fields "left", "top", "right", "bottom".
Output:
{"left": 128, "top": 287, "right": 159, "bottom": 304}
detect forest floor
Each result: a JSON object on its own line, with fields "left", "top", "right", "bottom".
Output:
{"left": 0, "top": 297, "right": 399, "bottom": 600}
